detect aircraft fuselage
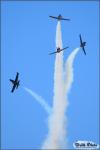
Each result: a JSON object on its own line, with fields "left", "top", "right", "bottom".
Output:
{"left": 58, "top": 15, "right": 62, "bottom": 20}
{"left": 57, "top": 48, "right": 61, "bottom": 53}
{"left": 80, "top": 42, "right": 86, "bottom": 47}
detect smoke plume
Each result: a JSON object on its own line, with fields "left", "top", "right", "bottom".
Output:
{"left": 24, "top": 21, "right": 79, "bottom": 149}
{"left": 42, "top": 21, "right": 66, "bottom": 149}
{"left": 24, "top": 87, "right": 51, "bottom": 114}
{"left": 65, "top": 48, "right": 80, "bottom": 93}
{"left": 42, "top": 22, "right": 79, "bottom": 149}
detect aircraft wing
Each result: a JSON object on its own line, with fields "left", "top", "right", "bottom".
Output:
{"left": 82, "top": 46, "right": 86, "bottom": 55}
{"left": 61, "top": 18, "right": 70, "bottom": 21}
{"left": 10, "top": 79, "right": 15, "bottom": 84}
{"left": 60, "top": 47, "right": 69, "bottom": 51}
{"left": 79, "top": 34, "right": 82, "bottom": 44}
{"left": 49, "top": 51, "right": 57, "bottom": 55}
{"left": 49, "top": 16, "right": 58, "bottom": 20}
{"left": 11, "top": 84, "right": 16, "bottom": 92}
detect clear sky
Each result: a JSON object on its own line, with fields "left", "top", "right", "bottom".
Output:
{"left": 1, "top": 1, "right": 99, "bottom": 149}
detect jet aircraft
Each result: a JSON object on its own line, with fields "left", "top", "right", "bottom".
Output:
{"left": 10, "top": 72, "right": 20, "bottom": 93}
{"left": 49, "top": 47, "right": 69, "bottom": 55}
{"left": 49, "top": 14, "right": 70, "bottom": 21}
{"left": 79, "top": 34, "right": 86, "bottom": 55}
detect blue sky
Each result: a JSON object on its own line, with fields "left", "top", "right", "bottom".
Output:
{"left": 1, "top": 1, "right": 99, "bottom": 149}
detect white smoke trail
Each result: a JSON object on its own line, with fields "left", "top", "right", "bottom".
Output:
{"left": 42, "top": 21, "right": 67, "bottom": 149}
{"left": 65, "top": 48, "right": 80, "bottom": 93}
{"left": 42, "top": 20, "right": 80, "bottom": 149}
{"left": 23, "top": 18, "right": 79, "bottom": 149}
{"left": 24, "top": 47, "right": 79, "bottom": 149}
{"left": 24, "top": 87, "right": 51, "bottom": 114}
